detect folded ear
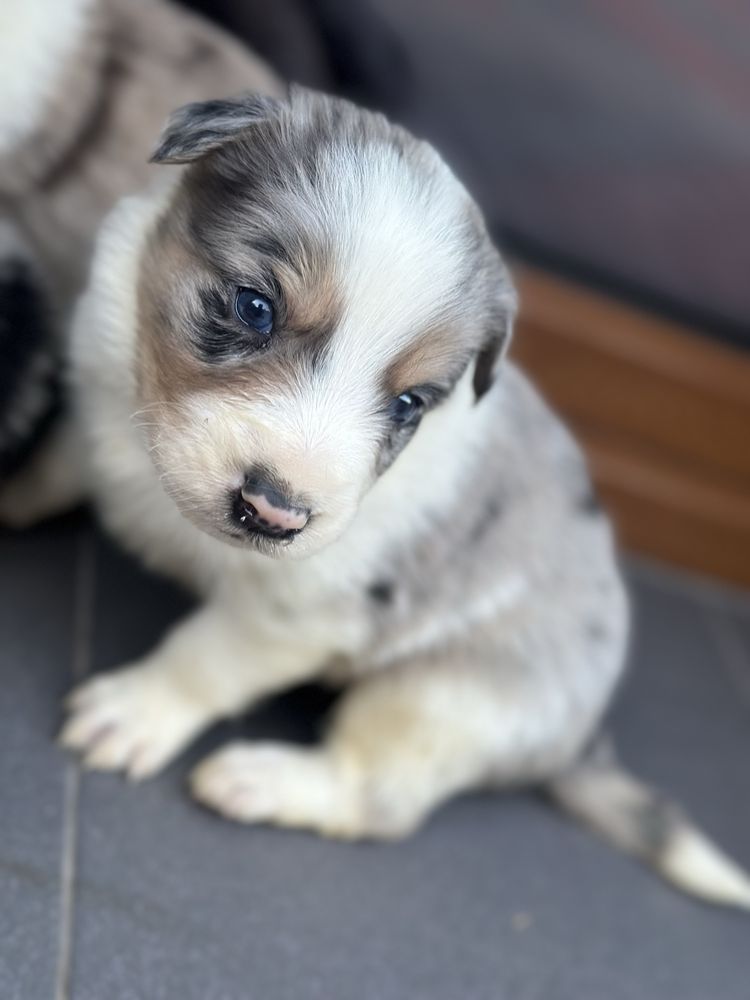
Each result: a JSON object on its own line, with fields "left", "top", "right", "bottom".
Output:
{"left": 473, "top": 282, "right": 517, "bottom": 401}
{"left": 149, "top": 93, "right": 283, "bottom": 165}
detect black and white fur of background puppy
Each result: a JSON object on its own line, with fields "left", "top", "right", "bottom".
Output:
{"left": 2, "top": 87, "right": 741, "bottom": 911}
{"left": 0, "top": 0, "right": 280, "bottom": 502}
{"left": 0, "top": 222, "right": 58, "bottom": 477}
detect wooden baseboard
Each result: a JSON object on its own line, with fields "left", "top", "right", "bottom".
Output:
{"left": 510, "top": 265, "right": 750, "bottom": 588}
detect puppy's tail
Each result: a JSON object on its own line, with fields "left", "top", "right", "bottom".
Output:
{"left": 546, "top": 737, "right": 750, "bottom": 910}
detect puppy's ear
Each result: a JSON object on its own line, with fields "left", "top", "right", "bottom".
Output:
{"left": 149, "top": 93, "right": 283, "bottom": 165}
{"left": 473, "top": 282, "right": 517, "bottom": 401}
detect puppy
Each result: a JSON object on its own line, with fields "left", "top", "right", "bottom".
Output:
{"left": 1, "top": 5, "right": 747, "bottom": 909}
{"left": 26, "top": 87, "right": 742, "bottom": 910}
{"left": 0, "top": 0, "right": 280, "bottom": 511}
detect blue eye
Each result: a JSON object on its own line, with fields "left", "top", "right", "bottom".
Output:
{"left": 389, "top": 391, "right": 424, "bottom": 425}
{"left": 235, "top": 288, "right": 274, "bottom": 335}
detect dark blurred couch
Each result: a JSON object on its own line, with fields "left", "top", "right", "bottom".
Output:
{"left": 182, "top": 0, "right": 750, "bottom": 351}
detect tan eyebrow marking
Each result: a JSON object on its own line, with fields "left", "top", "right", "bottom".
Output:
{"left": 382, "top": 325, "right": 471, "bottom": 398}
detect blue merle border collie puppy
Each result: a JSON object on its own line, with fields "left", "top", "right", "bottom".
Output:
{"left": 1, "top": 1, "right": 748, "bottom": 914}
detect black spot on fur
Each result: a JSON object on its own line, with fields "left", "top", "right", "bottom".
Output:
{"left": 368, "top": 581, "right": 395, "bottom": 605}
{"left": 628, "top": 796, "right": 682, "bottom": 859}
{"left": 586, "top": 621, "right": 609, "bottom": 643}
{"left": 578, "top": 482, "right": 602, "bottom": 515}
{"left": 469, "top": 497, "right": 502, "bottom": 543}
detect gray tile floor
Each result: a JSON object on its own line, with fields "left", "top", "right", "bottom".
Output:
{"left": 2, "top": 512, "right": 749, "bottom": 1000}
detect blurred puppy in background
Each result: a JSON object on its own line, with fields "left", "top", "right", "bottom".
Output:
{"left": 1, "top": 2, "right": 748, "bottom": 913}
{"left": 0, "top": 0, "right": 280, "bottom": 489}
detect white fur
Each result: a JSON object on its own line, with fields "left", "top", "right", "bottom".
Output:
{"left": 371, "top": 572, "right": 530, "bottom": 668}
{"left": 0, "top": 0, "right": 94, "bottom": 155}
{"left": 324, "top": 144, "right": 473, "bottom": 375}
{"left": 660, "top": 829, "right": 750, "bottom": 910}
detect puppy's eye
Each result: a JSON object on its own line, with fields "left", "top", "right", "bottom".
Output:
{"left": 388, "top": 391, "right": 424, "bottom": 425}
{"left": 235, "top": 288, "right": 274, "bottom": 335}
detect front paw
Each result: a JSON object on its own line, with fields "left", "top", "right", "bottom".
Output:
{"left": 60, "top": 666, "right": 208, "bottom": 780}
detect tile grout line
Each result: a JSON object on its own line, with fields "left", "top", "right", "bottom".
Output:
{"left": 54, "top": 526, "right": 96, "bottom": 1000}
{"left": 55, "top": 764, "right": 81, "bottom": 1000}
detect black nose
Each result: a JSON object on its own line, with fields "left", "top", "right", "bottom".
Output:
{"left": 232, "top": 470, "right": 310, "bottom": 541}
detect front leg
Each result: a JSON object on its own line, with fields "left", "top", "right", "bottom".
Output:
{"left": 190, "top": 658, "right": 529, "bottom": 838}
{"left": 60, "top": 600, "right": 330, "bottom": 780}
{"left": 190, "top": 628, "right": 620, "bottom": 839}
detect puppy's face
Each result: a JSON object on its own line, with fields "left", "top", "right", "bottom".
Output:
{"left": 135, "top": 89, "right": 515, "bottom": 558}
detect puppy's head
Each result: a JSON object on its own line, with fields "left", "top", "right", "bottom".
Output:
{"left": 137, "top": 88, "right": 515, "bottom": 557}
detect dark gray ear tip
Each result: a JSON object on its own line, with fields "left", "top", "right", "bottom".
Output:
{"left": 148, "top": 144, "right": 188, "bottom": 165}
{"left": 148, "top": 92, "right": 286, "bottom": 166}
{"left": 148, "top": 103, "right": 204, "bottom": 164}
{"left": 148, "top": 146, "right": 169, "bottom": 165}
{"left": 148, "top": 138, "right": 192, "bottom": 165}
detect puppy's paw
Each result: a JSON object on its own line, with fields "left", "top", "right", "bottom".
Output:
{"left": 190, "top": 742, "right": 360, "bottom": 837}
{"left": 60, "top": 666, "right": 208, "bottom": 780}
